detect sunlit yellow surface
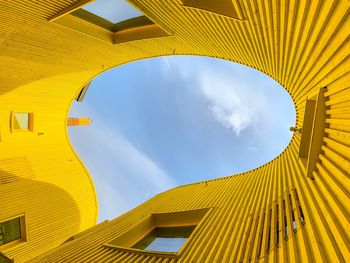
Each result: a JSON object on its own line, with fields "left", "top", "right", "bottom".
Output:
{"left": 0, "top": 0, "right": 349, "bottom": 262}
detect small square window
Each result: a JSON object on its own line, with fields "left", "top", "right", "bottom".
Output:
{"left": 12, "top": 112, "right": 33, "bottom": 131}
{"left": 0, "top": 216, "right": 26, "bottom": 247}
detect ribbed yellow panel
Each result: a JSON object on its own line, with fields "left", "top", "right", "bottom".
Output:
{"left": 0, "top": 74, "right": 99, "bottom": 262}
{"left": 0, "top": 0, "right": 349, "bottom": 262}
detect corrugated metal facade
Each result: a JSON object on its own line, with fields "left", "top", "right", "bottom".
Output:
{"left": 0, "top": 0, "right": 349, "bottom": 262}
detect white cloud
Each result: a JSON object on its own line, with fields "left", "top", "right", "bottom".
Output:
{"left": 159, "top": 56, "right": 295, "bottom": 165}
{"left": 198, "top": 70, "right": 260, "bottom": 136}
{"left": 159, "top": 57, "right": 270, "bottom": 137}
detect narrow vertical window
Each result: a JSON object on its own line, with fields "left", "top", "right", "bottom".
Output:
{"left": 283, "top": 200, "right": 288, "bottom": 239}
{"left": 289, "top": 194, "right": 297, "bottom": 232}
{"left": 275, "top": 205, "right": 279, "bottom": 246}
{"left": 295, "top": 189, "right": 305, "bottom": 224}
{"left": 257, "top": 212, "right": 265, "bottom": 258}
{"left": 266, "top": 209, "right": 272, "bottom": 250}
{"left": 299, "top": 205, "right": 305, "bottom": 224}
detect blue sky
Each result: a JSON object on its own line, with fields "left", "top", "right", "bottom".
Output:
{"left": 83, "top": 0, "right": 142, "bottom": 23}
{"left": 68, "top": 56, "right": 295, "bottom": 222}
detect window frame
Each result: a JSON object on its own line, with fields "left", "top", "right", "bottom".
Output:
{"left": 11, "top": 112, "right": 34, "bottom": 132}
{"left": 104, "top": 208, "right": 212, "bottom": 258}
{"left": 0, "top": 214, "right": 27, "bottom": 250}
{"left": 132, "top": 225, "right": 196, "bottom": 252}
{"left": 298, "top": 87, "right": 327, "bottom": 178}
{"left": 0, "top": 252, "right": 13, "bottom": 263}
{"left": 48, "top": 0, "right": 173, "bottom": 44}
{"left": 179, "top": 0, "right": 245, "bottom": 21}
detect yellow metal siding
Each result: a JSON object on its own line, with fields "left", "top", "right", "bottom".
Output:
{"left": 0, "top": 74, "right": 99, "bottom": 261}
{"left": 0, "top": 0, "right": 349, "bottom": 262}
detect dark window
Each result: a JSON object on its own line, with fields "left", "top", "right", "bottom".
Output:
{"left": 275, "top": 205, "right": 279, "bottom": 246}
{"left": 0, "top": 218, "right": 21, "bottom": 246}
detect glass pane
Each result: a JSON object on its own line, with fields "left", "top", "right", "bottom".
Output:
{"left": 0, "top": 254, "right": 13, "bottom": 263}
{"left": 1, "top": 218, "right": 21, "bottom": 245}
{"left": 156, "top": 226, "right": 195, "bottom": 238}
{"left": 13, "top": 113, "right": 29, "bottom": 130}
{"left": 145, "top": 237, "right": 188, "bottom": 252}
{"left": 132, "top": 226, "right": 194, "bottom": 252}
{"left": 132, "top": 229, "right": 157, "bottom": 250}
{"left": 83, "top": 0, "right": 143, "bottom": 23}
{"left": 0, "top": 225, "right": 3, "bottom": 245}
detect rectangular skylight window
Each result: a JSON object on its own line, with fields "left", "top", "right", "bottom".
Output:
{"left": 145, "top": 237, "right": 188, "bottom": 252}
{"left": 82, "top": 0, "right": 143, "bottom": 23}
{"left": 106, "top": 208, "right": 211, "bottom": 257}
{"left": 132, "top": 226, "right": 194, "bottom": 253}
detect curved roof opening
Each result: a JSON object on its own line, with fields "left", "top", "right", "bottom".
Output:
{"left": 68, "top": 56, "right": 296, "bottom": 222}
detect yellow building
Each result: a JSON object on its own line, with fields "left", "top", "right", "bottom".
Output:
{"left": 0, "top": 0, "right": 349, "bottom": 262}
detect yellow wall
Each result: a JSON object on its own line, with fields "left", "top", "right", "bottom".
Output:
{"left": 0, "top": 73, "right": 99, "bottom": 261}
{"left": 0, "top": 0, "right": 349, "bottom": 262}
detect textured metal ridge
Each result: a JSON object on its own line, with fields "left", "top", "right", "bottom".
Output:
{"left": 0, "top": 0, "right": 349, "bottom": 262}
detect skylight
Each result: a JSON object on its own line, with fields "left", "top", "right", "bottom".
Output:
{"left": 131, "top": 226, "right": 195, "bottom": 253}
{"left": 83, "top": 0, "right": 143, "bottom": 23}
{"left": 145, "top": 237, "right": 188, "bottom": 252}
